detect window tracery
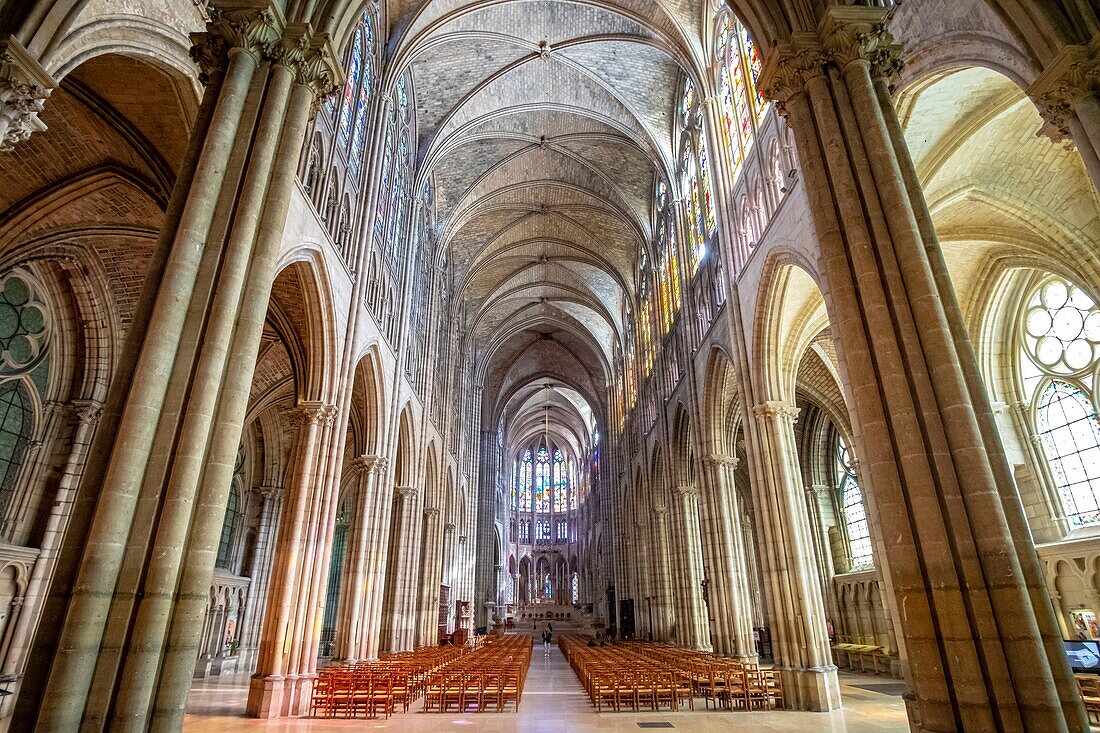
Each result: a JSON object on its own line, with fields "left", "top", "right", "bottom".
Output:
{"left": 837, "top": 435, "right": 873, "bottom": 570}
{"left": 1020, "top": 275, "right": 1100, "bottom": 527}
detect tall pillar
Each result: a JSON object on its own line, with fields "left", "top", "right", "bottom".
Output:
{"left": 333, "top": 457, "right": 372, "bottom": 661}
{"left": 700, "top": 454, "right": 756, "bottom": 658}
{"left": 673, "top": 484, "right": 709, "bottom": 650}
{"left": 28, "top": 4, "right": 339, "bottom": 730}
{"left": 651, "top": 503, "right": 674, "bottom": 641}
{"left": 238, "top": 483, "right": 283, "bottom": 671}
{"left": 357, "top": 457, "right": 392, "bottom": 660}
{"left": 759, "top": 7, "right": 1087, "bottom": 730}
{"left": 246, "top": 402, "right": 337, "bottom": 719}
{"left": 387, "top": 485, "right": 422, "bottom": 651}
{"left": 417, "top": 506, "right": 443, "bottom": 645}
{"left": 751, "top": 400, "right": 840, "bottom": 711}
{"left": 804, "top": 484, "right": 841, "bottom": 627}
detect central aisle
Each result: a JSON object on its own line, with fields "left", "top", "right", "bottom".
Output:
{"left": 183, "top": 640, "right": 909, "bottom": 732}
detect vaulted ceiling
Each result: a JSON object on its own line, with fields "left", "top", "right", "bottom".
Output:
{"left": 387, "top": 0, "right": 706, "bottom": 441}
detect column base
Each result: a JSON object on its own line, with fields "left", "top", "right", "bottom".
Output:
{"left": 779, "top": 664, "right": 842, "bottom": 711}
{"left": 245, "top": 674, "right": 285, "bottom": 718}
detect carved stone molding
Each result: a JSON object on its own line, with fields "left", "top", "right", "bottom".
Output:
{"left": 818, "top": 6, "right": 902, "bottom": 86}
{"left": 396, "top": 485, "right": 418, "bottom": 501}
{"left": 258, "top": 483, "right": 284, "bottom": 501}
{"left": 424, "top": 506, "right": 441, "bottom": 519}
{"left": 1028, "top": 39, "right": 1100, "bottom": 143}
{"left": 71, "top": 399, "right": 104, "bottom": 426}
{"left": 758, "top": 32, "right": 827, "bottom": 116}
{"left": 189, "top": 0, "right": 285, "bottom": 83}
{"left": 676, "top": 484, "right": 700, "bottom": 499}
{"left": 444, "top": 522, "right": 456, "bottom": 534}
{"left": 753, "top": 400, "right": 800, "bottom": 424}
{"left": 0, "top": 37, "right": 56, "bottom": 153}
{"left": 704, "top": 453, "right": 738, "bottom": 469}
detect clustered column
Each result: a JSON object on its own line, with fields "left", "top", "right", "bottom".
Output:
{"left": 759, "top": 6, "right": 1087, "bottom": 730}
{"left": 751, "top": 401, "right": 839, "bottom": 711}
{"left": 30, "top": 3, "right": 340, "bottom": 730}
{"left": 699, "top": 454, "right": 756, "bottom": 659}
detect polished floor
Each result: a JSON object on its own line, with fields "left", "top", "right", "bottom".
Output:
{"left": 184, "top": 645, "right": 910, "bottom": 732}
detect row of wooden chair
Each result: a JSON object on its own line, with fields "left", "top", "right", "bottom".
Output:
{"left": 310, "top": 646, "right": 462, "bottom": 718}
{"left": 560, "top": 634, "right": 784, "bottom": 712}
{"left": 422, "top": 635, "right": 531, "bottom": 713}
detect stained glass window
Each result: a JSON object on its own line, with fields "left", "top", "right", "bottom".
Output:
{"left": 714, "top": 14, "right": 768, "bottom": 181}
{"left": 216, "top": 484, "right": 239, "bottom": 570}
{"left": 0, "top": 381, "right": 30, "bottom": 522}
{"left": 838, "top": 436, "right": 873, "bottom": 570}
{"left": 535, "top": 518, "right": 550, "bottom": 542}
{"left": 338, "top": 29, "right": 361, "bottom": 143}
{"left": 553, "top": 449, "right": 567, "bottom": 512}
{"left": 1021, "top": 276, "right": 1100, "bottom": 526}
{"left": 520, "top": 518, "right": 530, "bottom": 543}
{"left": 535, "top": 446, "right": 551, "bottom": 512}
{"left": 519, "top": 449, "right": 532, "bottom": 511}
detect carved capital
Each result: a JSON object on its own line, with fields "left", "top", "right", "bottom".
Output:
{"left": 704, "top": 453, "right": 738, "bottom": 469}
{"left": 458, "top": 535, "right": 468, "bottom": 545}
{"left": 444, "top": 522, "right": 456, "bottom": 534}
{"left": 396, "top": 484, "right": 418, "bottom": 501}
{"left": 71, "top": 399, "right": 104, "bottom": 426}
{"left": 294, "top": 400, "right": 331, "bottom": 428}
{"left": 297, "top": 32, "right": 343, "bottom": 109}
{"left": 258, "top": 483, "right": 284, "bottom": 501}
{"left": 424, "top": 506, "right": 441, "bottom": 519}
{"left": 753, "top": 400, "right": 799, "bottom": 424}
{"left": 0, "top": 38, "right": 56, "bottom": 152}
{"left": 758, "top": 33, "right": 827, "bottom": 117}
{"left": 818, "top": 6, "right": 902, "bottom": 87}
{"left": 654, "top": 504, "right": 668, "bottom": 516}
{"left": 189, "top": 0, "right": 285, "bottom": 83}
{"left": 1028, "top": 41, "right": 1100, "bottom": 143}
{"left": 675, "top": 483, "right": 699, "bottom": 499}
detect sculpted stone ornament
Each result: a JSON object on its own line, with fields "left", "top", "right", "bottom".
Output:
{"left": 189, "top": 0, "right": 286, "bottom": 83}
{"left": 0, "top": 38, "right": 55, "bottom": 153}
{"left": 758, "top": 33, "right": 827, "bottom": 118}
{"left": 819, "top": 6, "right": 903, "bottom": 87}
{"left": 1028, "top": 40, "right": 1100, "bottom": 145}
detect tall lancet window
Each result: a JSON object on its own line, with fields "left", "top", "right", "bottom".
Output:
{"left": 517, "top": 449, "right": 532, "bottom": 512}
{"left": 553, "top": 449, "right": 568, "bottom": 512}
{"left": 1020, "top": 275, "right": 1100, "bottom": 527}
{"left": 678, "top": 79, "right": 717, "bottom": 273}
{"left": 714, "top": 10, "right": 767, "bottom": 182}
{"left": 535, "top": 446, "right": 551, "bottom": 513}
{"left": 837, "top": 435, "right": 873, "bottom": 570}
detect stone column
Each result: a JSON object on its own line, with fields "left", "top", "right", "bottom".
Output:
{"left": 387, "top": 485, "right": 421, "bottom": 651}
{"left": 0, "top": 400, "right": 99, "bottom": 722}
{"left": 238, "top": 483, "right": 283, "bottom": 671}
{"left": 673, "top": 484, "right": 709, "bottom": 650}
{"left": 246, "top": 402, "right": 336, "bottom": 719}
{"left": 651, "top": 503, "right": 674, "bottom": 641}
{"left": 417, "top": 506, "right": 443, "bottom": 645}
{"left": 358, "top": 458, "right": 394, "bottom": 660}
{"left": 0, "top": 38, "right": 54, "bottom": 151}
{"left": 759, "top": 6, "right": 1087, "bottom": 730}
{"left": 804, "top": 484, "right": 841, "bottom": 627}
{"left": 33, "top": 5, "right": 340, "bottom": 730}
{"left": 751, "top": 400, "right": 840, "bottom": 711}
{"left": 700, "top": 454, "right": 756, "bottom": 659}
{"left": 333, "top": 456, "right": 373, "bottom": 661}
{"left": 442, "top": 523, "right": 456, "bottom": 631}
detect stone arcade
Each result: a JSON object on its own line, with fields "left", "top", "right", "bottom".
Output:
{"left": 0, "top": 0, "right": 1097, "bottom": 731}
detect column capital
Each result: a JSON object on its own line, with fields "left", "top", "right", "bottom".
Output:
{"left": 818, "top": 5, "right": 902, "bottom": 85}
{"left": 189, "top": 0, "right": 286, "bottom": 82}
{"left": 675, "top": 484, "right": 699, "bottom": 499}
{"left": 704, "top": 453, "right": 738, "bottom": 469}
{"left": 1028, "top": 38, "right": 1100, "bottom": 142}
{"left": 257, "top": 483, "right": 284, "bottom": 501}
{"left": 654, "top": 504, "right": 668, "bottom": 515}
{"left": 458, "top": 535, "right": 468, "bottom": 545}
{"left": 758, "top": 33, "right": 828, "bottom": 116}
{"left": 396, "top": 485, "right": 418, "bottom": 500}
{"left": 71, "top": 399, "right": 104, "bottom": 426}
{"left": 424, "top": 506, "right": 441, "bottom": 519}
{"left": 753, "top": 399, "right": 800, "bottom": 424}
{"left": 0, "top": 37, "right": 56, "bottom": 153}
{"left": 444, "top": 522, "right": 456, "bottom": 534}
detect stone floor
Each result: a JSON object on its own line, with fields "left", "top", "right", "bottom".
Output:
{"left": 184, "top": 645, "right": 910, "bottom": 732}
